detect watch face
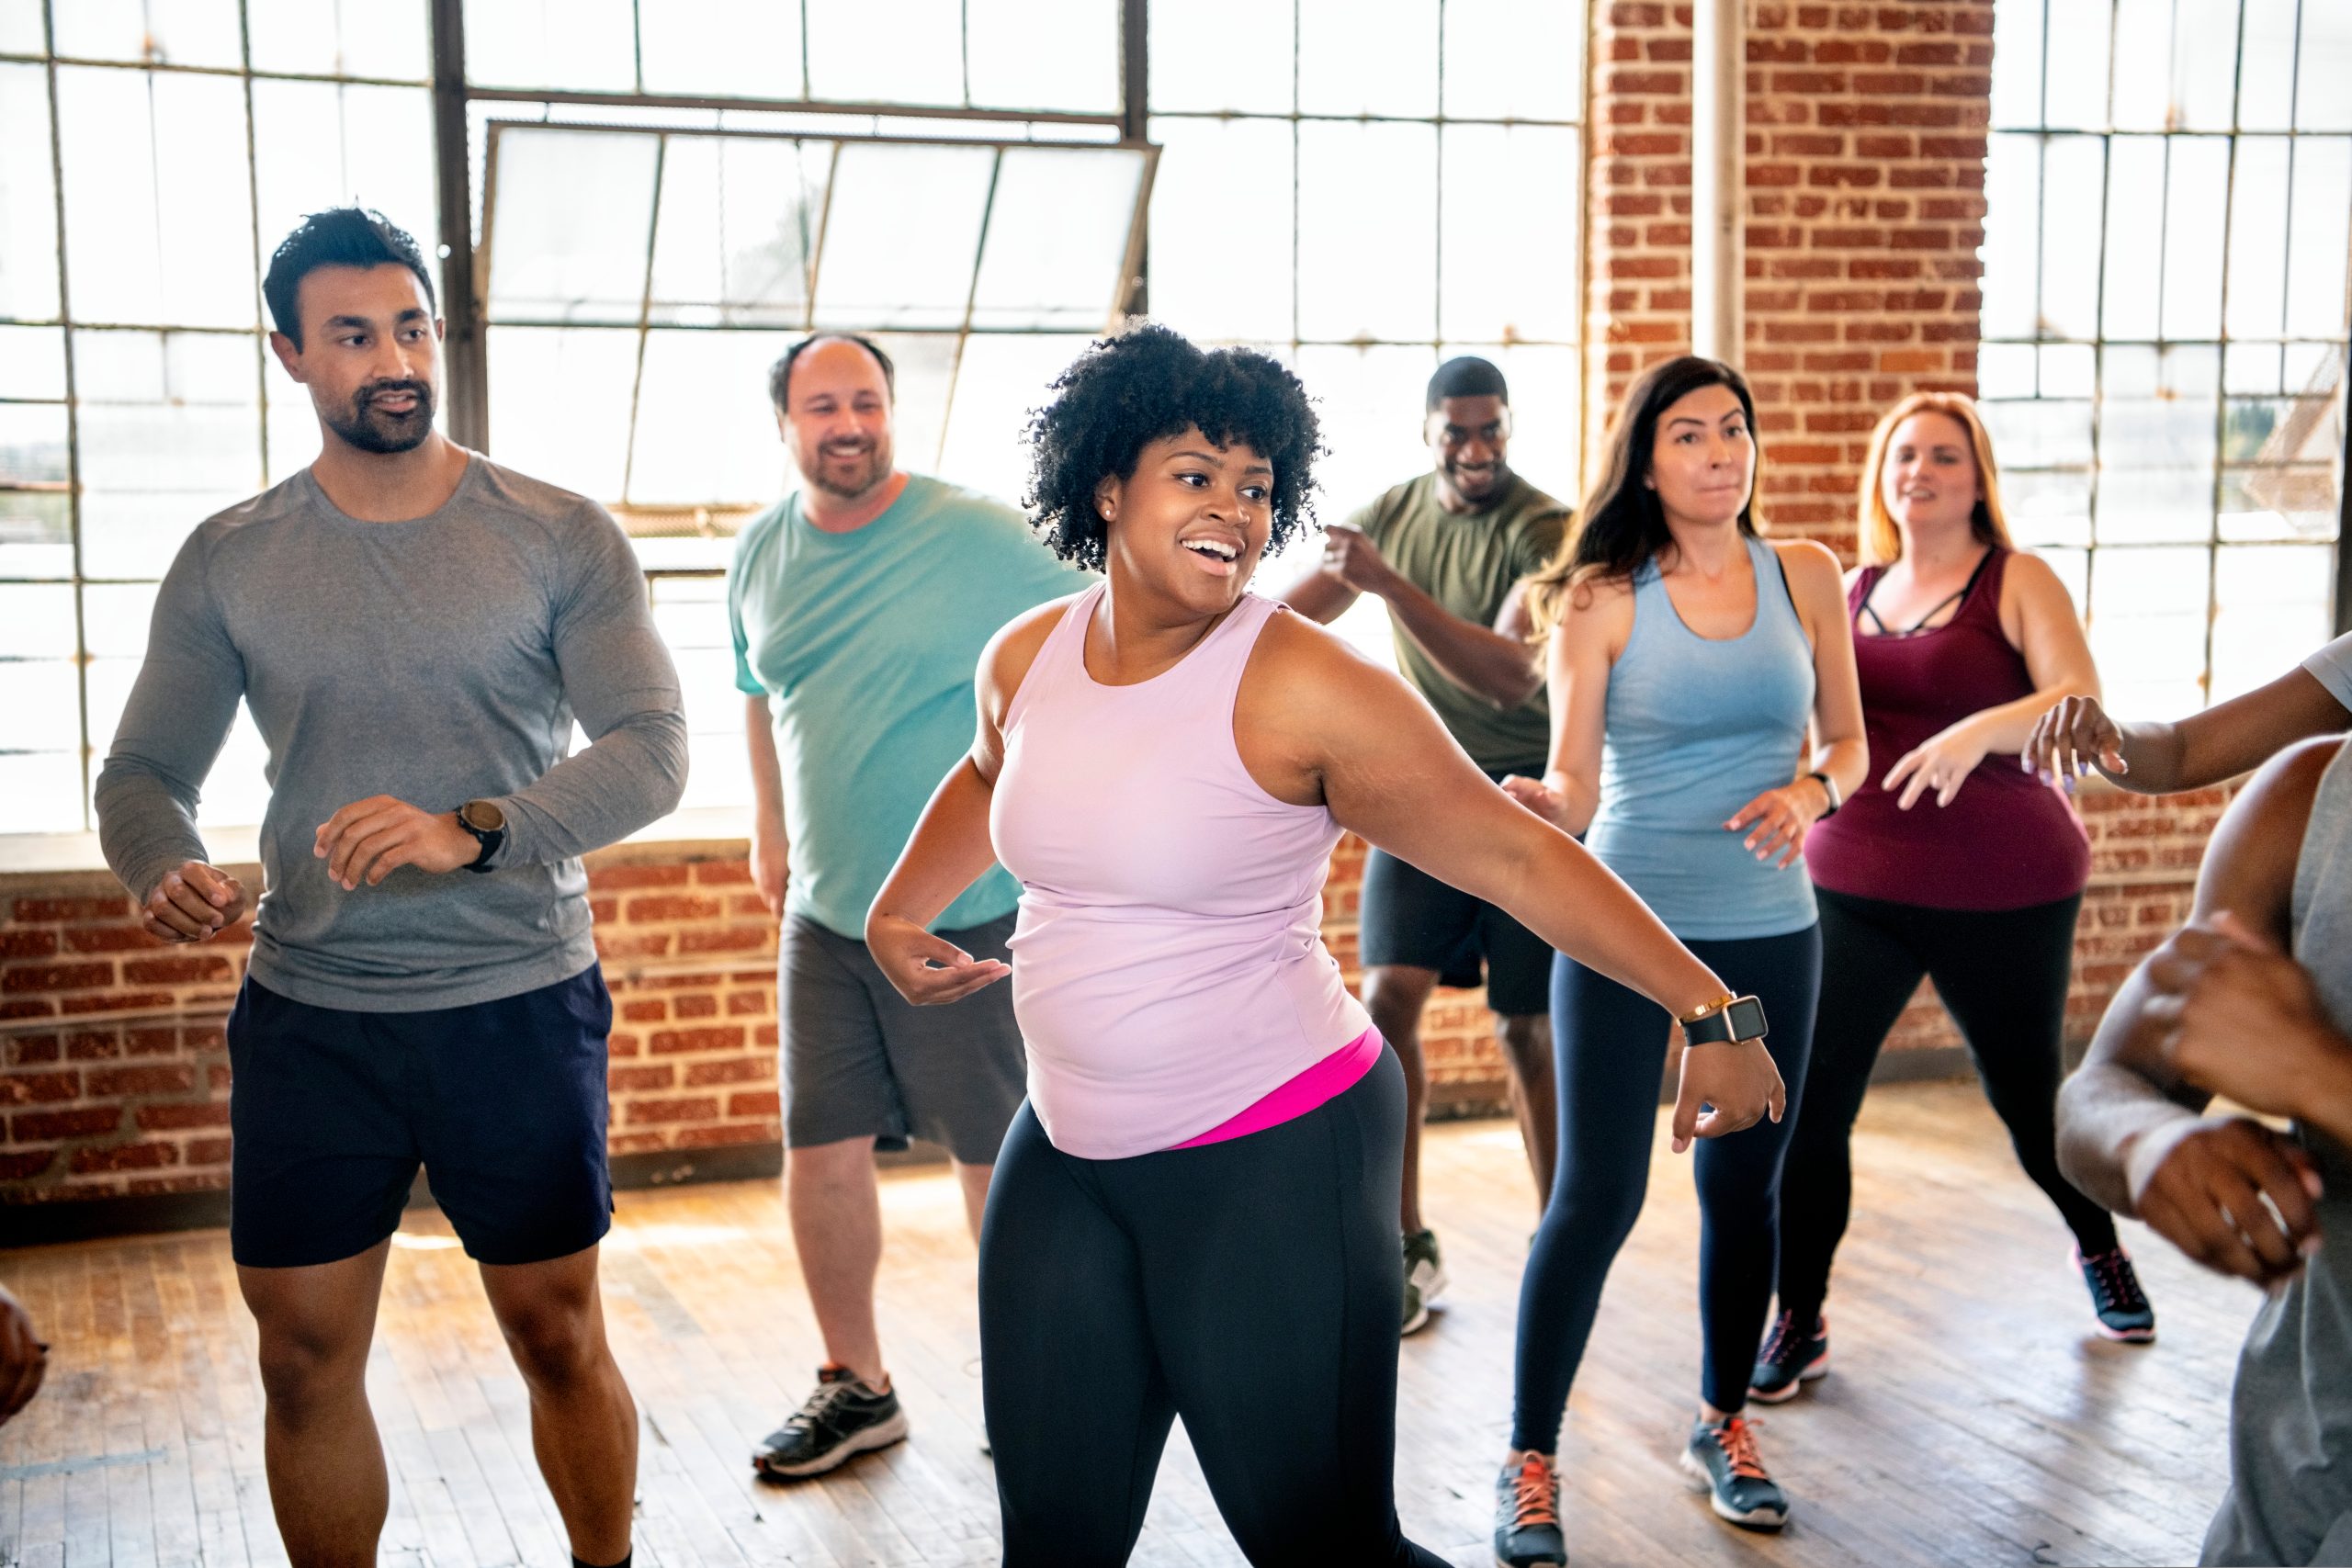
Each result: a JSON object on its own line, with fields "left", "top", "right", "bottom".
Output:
{"left": 461, "top": 800, "right": 504, "bottom": 832}
{"left": 1727, "top": 997, "right": 1769, "bottom": 1041}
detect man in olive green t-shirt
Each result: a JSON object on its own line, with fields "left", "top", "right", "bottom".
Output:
{"left": 1281, "top": 355, "right": 1570, "bottom": 1336}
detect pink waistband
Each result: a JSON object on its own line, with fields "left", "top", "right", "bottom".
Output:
{"left": 1169, "top": 1027, "right": 1385, "bottom": 1150}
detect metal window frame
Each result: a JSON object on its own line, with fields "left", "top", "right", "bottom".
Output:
{"left": 1983, "top": 0, "right": 2352, "bottom": 697}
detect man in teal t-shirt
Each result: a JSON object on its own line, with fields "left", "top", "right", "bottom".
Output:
{"left": 729, "top": 333, "right": 1085, "bottom": 1480}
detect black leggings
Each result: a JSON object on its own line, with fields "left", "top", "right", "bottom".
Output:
{"left": 1774, "top": 886, "right": 2114, "bottom": 1328}
{"left": 978, "top": 1047, "right": 1446, "bottom": 1568}
{"left": 1511, "top": 926, "right": 1820, "bottom": 1450}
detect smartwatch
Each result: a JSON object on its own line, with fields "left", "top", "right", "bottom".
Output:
{"left": 1680, "top": 993, "right": 1768, "bottom": 1045}
{"left": 455, "top": 799, "right": 506, "bottom": 872}
{"left": 1807, "top": 770, "right": 1841, "bottom": 818}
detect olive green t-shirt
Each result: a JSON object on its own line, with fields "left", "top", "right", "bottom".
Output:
{"left": 1349, "top": 470, "right": 1570, "bottom": 773}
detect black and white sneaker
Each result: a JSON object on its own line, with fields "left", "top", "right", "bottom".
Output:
{"left": 1679, "top": 1415, "right": 1789, "bottom": 1531}
{"left": 2075, "top": 1245, "right": 2156, "bottom": 1343}
{"left": 752, "top": 1366, "right": 908, "bottom": 1479}
{"left": 1493, "top": 1451, "right": 1567, "bottom": 1567}
{"left": 1749, "top": 1310, "right": 1828, "bottom": 1404}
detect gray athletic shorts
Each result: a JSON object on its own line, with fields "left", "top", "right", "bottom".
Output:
{"left": 778, "top": 910, "right": 1027, "bottom": 1165}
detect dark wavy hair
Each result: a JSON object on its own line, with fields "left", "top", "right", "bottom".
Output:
{"left": 1023, "top": 323, "right": 1322, "bottom": 570}
{"left": 263, "top": 208, "right": 436, "bottom": 350}
{"left": 1525, "top": 355, "right": 1760, "bottom": 633}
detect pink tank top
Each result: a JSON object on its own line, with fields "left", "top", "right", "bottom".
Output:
{"left": 990, "top": 583, "right": 1374, "bottom": 1159}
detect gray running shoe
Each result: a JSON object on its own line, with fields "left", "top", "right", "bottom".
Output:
{"left": 752, "top": 1366, "right": 908, "bottom": 1479}
{"left": 1679, "top": 1415, "right": 1789, "bottom": 1531}
{"left": 1402, "top": 1227, "right": 1447, "bottom": 1336}
{"left": 1493, "top": 1451, "right": 1568, "bottom": 1566}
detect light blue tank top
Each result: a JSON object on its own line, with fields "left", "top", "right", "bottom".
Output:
{"left": 1585, "top": 532, "right": 1819, "bottom": 941}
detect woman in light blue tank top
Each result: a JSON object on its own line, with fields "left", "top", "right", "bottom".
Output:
{"left": 1492, "top": 356, "right": 1867, "bottom": 1559}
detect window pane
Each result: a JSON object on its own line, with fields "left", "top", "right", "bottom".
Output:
{"left": 1440, "top": 126, "right": 1577, "bottom": 344}
{"left": 0, "top": 582, "right": 74, "bottom": 660}
{"left": 810, "top": 141, "right": 994, "bottom": 330}
{"left": 485, "top": 128, "right": 659, "bottom": 325}
{"left": 460, "top": 0, "right": 637, "bottom": 91}
{"left": 1149, "top": 0, "right": 1294, "bottom": 114}
{"left": 0, "top": 63, "right": 60, "bottom": 322}
{"left": 937, "top": 333, "right": 1087, "bottom": 505}
{"left": 1442, "top": 0, "right": 1581, "bottom": 121}
{"left": 648, "top": 135, "right": 828, "bottom": 328}
{"left": 2285, "top": 138, "right": 2352, "bottom": 339}
{"left": 2043, "top": 0, "right": 2115, "bottom": 130}
{"left": 2297, "top": 0, "right": 2352, "bottom": 130}
{"left": 2211, "top": 545, "right": 2332, "bottom": 699}
{"left": 970, "top": 147, "right": 1146, "bottom": 332}
{"left": 1295, "top": 343, "right": 1439, "bottom": 530}
{"left": 2109, "top": 0, "right": 2172, "bottom": 132}
{"left": 2040, "top": 134, "right": 2104, "bottom": 340}
{"left": 1990, "top": 0, "right": 2046, "bottom": 129}
{"left": 58, "top": 68, "right": 256, "bottom": 329}
{"left": 2003, "top": 468, "right": 2094, "bottom": 547}
{"left": 485, "top": 326, "right": 639, "bottom": 502}
{"left": 967, "top": 0, "right": 1118, "bottom": 114}
{"left": 1983, "top": 395, "right": 2094, "bottom": 468}
{"left": 1145, "top": 116, "right": 1294, "bottom": 343}
{"left": 2088, "top": 545, "right": 2211, "bottom": 717}
{"left": 0, "top": 325, "right": 66, "bottom": 400}
{"left": 1979, "top": 135, "right": 2041, "bottom": 340}
{"left": 2237, "top": 0, "right": 2299, "bottom": 130}
{"left": 2097, "top": 344, "right": 2218, "bottom": 545}
{"left": 2100, "top": 136, "right": 2164, "bottom": 340}
{"left": 251, "top": 82, "right": 437, "bottom": 273}
{"left": 2042, "top": 342, "right": 2097, "bottom": 396}
{"left": 2161, "top": 135, "right": 2229, "bottom": 341}
{"left": 0, "top": 1, "right": 43, "bottom": 52}
{"left": 2226, "top": 341, "right": 2283, "bottom": 395}
{"left": 54, "top": 0, "right": 243, "bottom": 69}
{"left": 860, "top": 331, "right": 961, "bottom": 474}
{"left": 808, "top": 0, "right": 964, "bottom": 107}
{"left": 247, "top": 0, "right": 432, "bottom": 80}
{"left": 650, "top": 575, "right": 752, "bottom": 812}
{"left": 80, "top": 581, "right": 156, "bottom": 660}
{"left": 626, "top": 330, "right": 796, "bottom": 507}
{"left": 1297, "top": 0, "right": 1438, "bottom": 118}
{"left": 74, "top": 330, "right": 264, "bottom": 579}
{"left": 0, "top": 753, "right": 84, "bottom": 833}
{"left": 1977, "top": 343, "right": 2035, "bottom": 399}
{"left": 2172, "top": 0, "right": 2244, "bottom": 132}
{"left": 2224, "top": 135, "right": 2290, "bottom": 340}
{"left": 1297, "top": 121, "right": 1436, "bottom": 343}
{"left": 640, "top": 0, "right": 806, "bottom": 97}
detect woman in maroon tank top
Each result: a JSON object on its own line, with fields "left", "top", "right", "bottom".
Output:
{"left": 1751, "top": 392, "right": 2159, "bottom": 1404}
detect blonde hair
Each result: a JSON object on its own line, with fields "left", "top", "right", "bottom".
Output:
{"left": 1857, "top": 392, "right": 2014, "bottom": 567}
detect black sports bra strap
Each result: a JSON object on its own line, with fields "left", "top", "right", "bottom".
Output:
{"left": 1860, "top": 548, "right": 1996, "bottom": 637}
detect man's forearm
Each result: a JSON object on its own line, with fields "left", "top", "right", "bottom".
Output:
{"left": 494, "top": 708, "right": 689, "bottom": 863}
{"left": 94, "top": 758, "right": 210, "bottom": 905}
{"left": 1376, "top": 575, "right": 1544, "bottom": 708}
{"left": 2055, "top": 1063, "right": 2197, "bottom": 1215}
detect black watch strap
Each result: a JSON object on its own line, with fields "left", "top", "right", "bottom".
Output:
{"left": 1682, "top": 995, "right": 1769, "bottom": 1045}
{"left": 455, "top": 801, "right": 506, "bottom": 872}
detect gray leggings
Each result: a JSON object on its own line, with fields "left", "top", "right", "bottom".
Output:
{"left": 977, "top": 1047, "right": 1447, "bottom": 1567}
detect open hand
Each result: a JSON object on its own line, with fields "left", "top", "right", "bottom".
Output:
{"left": 2127, "top": 1114, "right": 2323, "bottom": 1286}
{"left": 865, "top": 912, "right": 1010, "bottom": 1006}
{"left": 1724, "top": 779, "right": 1827, "bottom": 867}
{"left": 1499, "top": 772, "right": 1569, "bottom": 829}
{"left": 1318, "top": 525, "right": 1396, "bottom": 596}
{"left": 1883, "top": 721, "right": 1990, "bottom": 809}
{"left": 313, "top": 796, "right": 481, "bottom": 889}
{"left": 2024, "top": 694, "right": 2127, "bottom": 784}
{"left": 2142, "top": 911, "right": 2352, "bottom": 1139}
{"left": 1668, "top": 1036, "right": 1786, "bottom": 1154}
{"left": 141, "top": 861, "right": 252, "bottom": 943}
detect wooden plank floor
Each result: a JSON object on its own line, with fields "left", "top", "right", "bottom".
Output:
{"left": 0, "top": 1081, "right": 2266, "bottom": 1567}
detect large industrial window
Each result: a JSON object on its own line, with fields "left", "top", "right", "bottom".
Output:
{"left": 0, "top": 0, "right": 439, "bottom": 834}
{"left": 1979, "top": 0, "right": 2352, "bottom": 719}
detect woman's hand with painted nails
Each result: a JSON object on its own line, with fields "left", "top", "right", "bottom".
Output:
{"left": 1724, "top": 778, "right": 1827, "bottom": 868}
{"left": 1883, "top": 719, "right": 1990, "bottom": 809}
{"left": 2024, "top": 693, "right": 2127, "bottom": 785}
{"left": 865, "top": 912, "right": 1011, "bottom": 1007}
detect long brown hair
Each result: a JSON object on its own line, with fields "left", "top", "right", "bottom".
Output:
{"left": 1856, "top": 392, "right": 2014, "bottom": 567}
{"left": 1525, "top": 355, "right": 1760, "bottom": 635}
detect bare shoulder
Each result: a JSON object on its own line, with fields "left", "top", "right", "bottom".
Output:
{"left": 1246, "top": 602, "right": 1399, "bottom": 700}
{"left": 2000, "top": 547, "right": 2075, "bottom": 605}
{"left": 1770, "top": 536, "right": 1846, "bottom": 589}
{"left": 978, "top": 592, "right": 1087, "bottom": 716}
{"left": 2195, "top": 736, "right": 2341, "bottom": 929}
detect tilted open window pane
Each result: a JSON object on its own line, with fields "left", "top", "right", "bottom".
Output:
{"left": 485, "top": 129, "right": 661, "bottom": 325}
{"left": 969, "top": 146, "right": 1148, "bottom": 331}
{"left": 811, "top": 141, "right": 994, "bottom": 329}
{"left": 648, "top": 136, "right": 829, "bottom": 327}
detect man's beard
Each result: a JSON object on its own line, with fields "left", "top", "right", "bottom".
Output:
{"left": 805, "top": 436, "right": 892, "bottom": 500}
{"left": 322, "top": 379, "right": 436, "bottom": 455}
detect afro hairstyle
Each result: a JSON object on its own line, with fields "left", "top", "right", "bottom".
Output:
{"left": 1023, "top": 322, "right": 1323, "bottom": 570}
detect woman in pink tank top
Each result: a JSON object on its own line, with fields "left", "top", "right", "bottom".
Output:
{"left": 1755, "top": 392, "right": 2155, "bottom": 1413}
{"left": 860, "top": 325, "right": 1786, "bottom": 1566}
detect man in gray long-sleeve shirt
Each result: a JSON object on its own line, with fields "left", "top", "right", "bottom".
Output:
{"left": 95, "top": 209, "right": 682, "bottom": 1568}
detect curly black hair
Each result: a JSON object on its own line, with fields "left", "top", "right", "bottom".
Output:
{"left": 1023, "top": 323, "right": 1323, "bottom": 570}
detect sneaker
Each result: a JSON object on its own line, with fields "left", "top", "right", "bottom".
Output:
{"left": 1492, "top": 1452, "right": 1567, "bottom": 1567}
{"left": 1748, "top": 1310, "right": 1829, "bottom": 1404}
{"left": 2075, "top": 1245, "right": 2156, "bottom": 1343}
{"left": 1402, "top": 1228, "right": 1448, "bottom": 1336}
{"left": 752, "top": 1366, "right": 909, "bottom": 1479}
{"left": 1679, "top": 1416, "right": 1789, "bottom": 1531}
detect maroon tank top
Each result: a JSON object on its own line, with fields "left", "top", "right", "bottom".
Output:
{"left": 1805, "top": 548, "right": 2090, "bottom": 910}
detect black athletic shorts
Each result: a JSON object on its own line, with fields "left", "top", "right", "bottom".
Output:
{"left": 225, "top": 966, "right": 614, "bottom": 1269}
{"left": 1358, "top": 844, "right": 1554, "bottom": 1019}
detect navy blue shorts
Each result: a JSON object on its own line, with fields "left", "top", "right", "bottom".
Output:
{"left": 225, "top": 966, "right": 615, "bottom": 1269}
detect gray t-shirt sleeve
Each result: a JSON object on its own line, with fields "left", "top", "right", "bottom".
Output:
{"left": 95, "top": 526, "right": 244, "bottom": 903}
{"left": 488, "top": 502, "right": 688, "bottom": 865}
{"left": 2301, "top": 631, "right": 2352, "bottom": 713}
